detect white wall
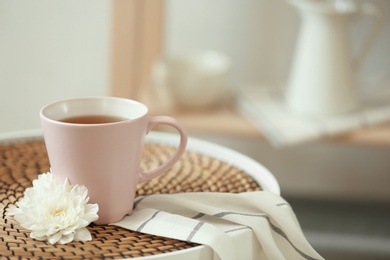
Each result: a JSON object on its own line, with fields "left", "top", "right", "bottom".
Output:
{"left": 0, "top": 0, "right": 111, "bottom": 133}
{"left": 164, "top": 0, "right": 390, "bottom": 90}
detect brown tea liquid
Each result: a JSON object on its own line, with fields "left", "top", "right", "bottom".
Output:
{"left": 60, "top": 115, "right": 127, "bottom": 124}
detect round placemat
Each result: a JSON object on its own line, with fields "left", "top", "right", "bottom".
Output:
{"left": 0, "top": 139, "right": 261, "bottom": 259}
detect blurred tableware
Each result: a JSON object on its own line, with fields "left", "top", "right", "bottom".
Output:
{"left": 152, "top": 51, "right": 232, "bottom": 109}
{"left": 286, "top": 0, "right": 382, "bottom": 118}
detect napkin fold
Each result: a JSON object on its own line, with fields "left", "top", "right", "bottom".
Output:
{"left": 112, "top": 191, "right": 323, "bottom": 260}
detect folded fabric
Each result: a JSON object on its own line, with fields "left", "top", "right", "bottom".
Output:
{"left": 237, "top": 87, "right": 390, "bottom": 147}
{"left": 111, "top": 191, "right": 323, "bottom": 260}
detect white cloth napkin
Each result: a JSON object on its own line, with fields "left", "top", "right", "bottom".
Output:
{"left": 237, "top": 86, "right": 390, "bottom": 147}
{"left": 111, "top": 191, "right": 323, "bottom": 260}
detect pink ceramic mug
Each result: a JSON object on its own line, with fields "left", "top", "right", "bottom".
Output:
{"left": 40, "top": 97, "right": 187, "bottom": 224}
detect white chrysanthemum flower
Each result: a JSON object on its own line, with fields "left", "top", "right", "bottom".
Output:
{"left": 9, "top": 172, "right": 99, "bottom": 244}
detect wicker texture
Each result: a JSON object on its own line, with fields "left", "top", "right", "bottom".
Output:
{"left": 0, "top": 139, "right": 261, "bottom": 259}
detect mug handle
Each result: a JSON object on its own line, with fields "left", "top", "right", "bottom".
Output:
{"left": 138, "top": 116, "right": 188, "bottom": 183}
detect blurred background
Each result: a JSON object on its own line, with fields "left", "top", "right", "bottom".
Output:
{"left": 1, "top": 0, "right": 390, "bottom": 259}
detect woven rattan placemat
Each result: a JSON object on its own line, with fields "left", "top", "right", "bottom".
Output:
{"left": 0, "top": 139, "right": 261, "bottom": 259}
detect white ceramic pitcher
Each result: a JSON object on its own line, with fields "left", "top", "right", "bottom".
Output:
{"left": 286, "top": 0, "right": 382, "bottom": 117}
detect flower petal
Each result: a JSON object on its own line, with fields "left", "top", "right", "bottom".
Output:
{"left": 74, "top": 228, "right": 92, "bottom": 242}
{"left": 48, "top": 232, "right": 62, "bottom": 244}
{"left": 59, "top": 233, "right": 74, "bottom": 244}
{"left": 30, "top": 232, "right": 46, "bottom": 241}
{"left": 83, "top": 204, "right": 99, "bottom": 222}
